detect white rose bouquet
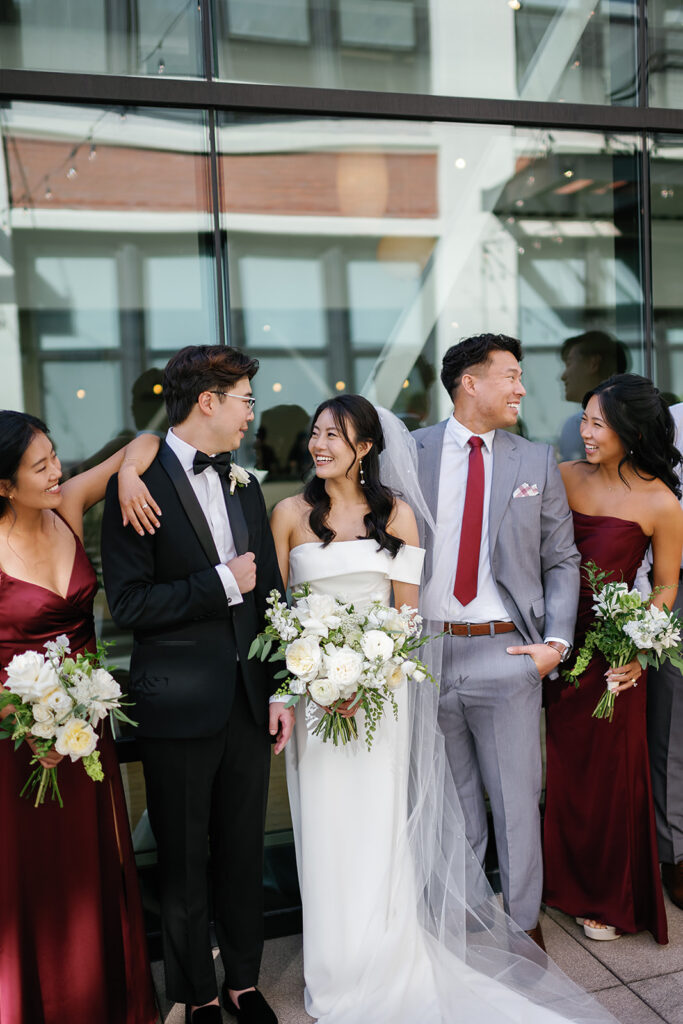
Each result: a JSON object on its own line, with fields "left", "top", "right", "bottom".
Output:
{"left": 250, "top": 585, "right": 433, "bottom": 748}
{"left": 0, "top": 635, "right": 136, "bottom": 806}
{"left": 565, "top": 561, "right": 683, "bottom": 722}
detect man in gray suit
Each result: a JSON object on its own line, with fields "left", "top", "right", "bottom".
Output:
{"left": 414, "top": 333, "right": 580, "bottom": 948}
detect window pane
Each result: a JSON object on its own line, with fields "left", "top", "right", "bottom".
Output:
{"left": 651, "top": 134, "right": 683, "bottom": 400}
{"left": 220, "top": 113, "right": 644, "bottom": 496}
{"left": 0, "top": 0, "right": 203, "bottom": 76}
{"left": 648, "top": 0, "right": 683, "bottom": 108}
{"left": 214, "top": 0, "right": 638, "bottom": 106}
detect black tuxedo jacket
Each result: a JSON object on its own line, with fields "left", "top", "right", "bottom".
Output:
{"left": 101, "top": 443, "right": 283, "bottom": 739}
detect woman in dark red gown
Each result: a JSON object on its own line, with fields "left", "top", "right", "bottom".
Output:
{"left": 544, "top": 375, "right": 683, "bottom": 945}
{"left": 0, "top": 410, "right": 161, "bottom": 1024}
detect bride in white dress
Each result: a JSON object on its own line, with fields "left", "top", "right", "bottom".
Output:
{"left": 270, "top": 396, "right": 617, "bottom": 1024}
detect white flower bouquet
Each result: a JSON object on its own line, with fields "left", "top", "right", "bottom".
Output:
{"left": 565, "top": 561, "right": 683, "bottom": 721}
{"left": 0, "top": 635, "right": 136, "bottom": 806}
{"left": 250, "top": 586, "right": 434, "bottom": 748}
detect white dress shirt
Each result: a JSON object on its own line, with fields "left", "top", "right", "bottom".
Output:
{"left": 165, "top": 429, "right": 243, "bottom": 607}
{"left": 421, "top": 415, "right": 509, "bottom": 623}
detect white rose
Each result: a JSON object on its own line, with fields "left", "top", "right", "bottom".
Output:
{"left": 5, "top": 652, "right": 61, "bottom": 701}
{"left": 324, "top": 646, "right": 364, "bottom": 689}
{"left": 308, "top": 678, "right": 340, "bottom": 707}
{"left": 90, "top": 668, "right": 121, "bottom": 703}
{"left": 231, "top": 464, "right": 250, "bottom": 486}
{"left": 360, "top": 629, "right": 395, "bottom": 662}
{"left": 289, "top": 677, "right": 308, "bottom": 695}
{"left": 384, "top": 661, "right": 407, "bottom": 690}
{"left": 32, "top": 702, "right": 55, "bottom": 723}
{"left": 31, "top": 718, "right": 57, "bottom": 739}
{"left": 412, "top": 669, "right": 427, "bottom": 683}
{"left": 285, "top": 636, "right": 322, "bottom": 682}
{"left": 45, "top": 688, "right": 74, "bottom": 715}
{"left": 54, "top": 718, "right": 98, "bottom": 761}
{"left": 402, "top": 660, "right": 417, "bottom": 677}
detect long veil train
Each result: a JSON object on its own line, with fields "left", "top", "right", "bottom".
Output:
{"left": 376, "top": 407, "right": 617, "bottom": 1024}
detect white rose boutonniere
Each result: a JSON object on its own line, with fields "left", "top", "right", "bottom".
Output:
{"left": 229, "top": 463, "right": 250, "bottom": 495}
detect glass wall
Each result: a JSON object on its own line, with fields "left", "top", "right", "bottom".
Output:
{"left": 219, "top": 115, "right": 644, "bottom": 495}
{"left": 215, "top": 0, "right": 638, "bottom": 105}
{"left": 0, "top": 0, "right": 203, "bottom": 76}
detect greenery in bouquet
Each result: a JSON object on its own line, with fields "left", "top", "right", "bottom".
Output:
{"left": 564, "top": 561, "right": 683, "bottom": 722}
{"left": 0, "top": 635, "right": 137, "bottom": 806}
{"left": 249, "top": 585, "right": 434, "bottom": 749}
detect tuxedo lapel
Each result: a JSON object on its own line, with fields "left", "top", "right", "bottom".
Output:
{"left": 158, "top": 442, "right": 221, "bottom": 566}
{"left": 488, "top": 431, "right": 521, "bottom": 557}
{"left": 221, "top": 482, "right": 249, "bottom": 556}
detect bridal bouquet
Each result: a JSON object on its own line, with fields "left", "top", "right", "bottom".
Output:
{"left": 564, "top": 561, "right": 683, "bottom": 722}
{"left": 250, "top": 586, "right": 433, "bottom": 748}
{"left": 0, "top": 635, "right": 136, "bottom": 806}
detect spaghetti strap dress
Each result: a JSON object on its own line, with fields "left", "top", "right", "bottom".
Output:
{"left": 0, "top": 521, "right": 158, "bottom": 1024}
{"left": 544, "top": 511, "right": 668, "bottom": 944}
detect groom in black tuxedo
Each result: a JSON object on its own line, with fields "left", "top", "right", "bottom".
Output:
{"left": 102, "top": 345, "right": 293, "bottom": 1024}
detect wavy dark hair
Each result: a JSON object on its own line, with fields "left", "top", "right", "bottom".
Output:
{"left": 583, "top": 374, "right": 682, "bottom": 498}
{"left": 303, "top": 395, "right": 402, "bottom": 556}
{"left": 0, "top": 410, "right": 50, "bottom": 518}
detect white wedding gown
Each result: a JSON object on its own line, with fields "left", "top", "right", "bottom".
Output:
{"left": 285, "top": 539, "right": 617, "bottom": 1024}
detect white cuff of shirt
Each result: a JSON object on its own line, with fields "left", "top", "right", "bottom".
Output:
{"left": 544, "top": 635, "right": 571, "bottom": 651}
{"left": 269, "top": 694, "right": 289, "bottom": 704}
{"left": 215, "top": 564, "right": 244, "bottom": 607}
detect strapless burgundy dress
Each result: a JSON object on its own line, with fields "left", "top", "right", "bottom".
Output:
{"left": 543, "top": 511, "right": 668, "bottom": 944}
{"left": 0, "top": 529, "right": 157, "bottom": 1024}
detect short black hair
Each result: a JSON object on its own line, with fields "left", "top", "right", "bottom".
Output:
{"left": 162, "top": 345, "right": 259, "bottom": 426}
{"left": 440, "top": 334, "right": 522, "bottom": 398}
{"left": 561, "top": 331, "right": 628, "bottom": 375}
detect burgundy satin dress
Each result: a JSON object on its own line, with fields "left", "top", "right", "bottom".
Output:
{"left": 543, "top": 511, "right": 668, "bottom": 944}
{"left": 0, "top": 527, "right": 157, "bottom": 1024}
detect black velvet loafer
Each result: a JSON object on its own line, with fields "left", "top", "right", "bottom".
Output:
{"left": 222, "top": 985, "right": 278, "bottom": 1024}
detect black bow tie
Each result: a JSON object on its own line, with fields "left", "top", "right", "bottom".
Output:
{"left": 192, "top": 450, "right": 232, "bottom": 477}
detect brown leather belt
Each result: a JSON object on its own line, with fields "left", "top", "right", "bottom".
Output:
{"left": 444, "top": 621, "right": 515, "bottom": 637}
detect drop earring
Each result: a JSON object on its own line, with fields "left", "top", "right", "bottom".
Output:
{"left": 359, "top": 459, "right": 365, "bottom": 486}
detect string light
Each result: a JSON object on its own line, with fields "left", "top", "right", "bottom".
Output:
{"left": 88, "top": 145, "right": 97, "bottom": 161}
{"left": 335, "top": 381, "right": 346, "bottom": 391}
{"left": 66, "top": 166, "right": 78, "bottom": 179}
{"left": 272, "top": 382, "right": 283, "bottom": 393}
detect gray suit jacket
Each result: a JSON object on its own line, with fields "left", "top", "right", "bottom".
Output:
{"left": 412, "top": 420, "right": 580, "bottom": 647}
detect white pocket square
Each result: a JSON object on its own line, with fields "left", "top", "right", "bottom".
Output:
{"left": 513, "top": 483, "right": 540, "bottom": 498}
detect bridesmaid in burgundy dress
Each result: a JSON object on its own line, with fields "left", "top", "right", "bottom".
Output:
{"left": 544, "top": 375, "right": 683, "bottom": 945}
{"left": 0, "top": 410, "right": 161, "bottom": 1024}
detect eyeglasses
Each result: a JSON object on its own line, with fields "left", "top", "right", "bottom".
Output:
{"left": 210, "top": 391, "right": 256, "bottom": 411}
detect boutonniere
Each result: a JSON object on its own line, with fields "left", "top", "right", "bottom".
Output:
{"left": 229, "top": 463, "right": 250, "bottom": 495}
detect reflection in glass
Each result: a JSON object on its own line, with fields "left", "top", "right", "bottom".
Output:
{"left": 215, "top": 0, "right": 637, "bottom": 106}
{"left": 648, "top": 1, "right": 683, "bottom": 109}
{"left": 220, "top": 114, "right": 643, "bottom": 475}
{"left": 651, "top": 134, "right": 683, "bottom": 400}
{"left": 0, "top": 0, "right": 203, "bottom": 77}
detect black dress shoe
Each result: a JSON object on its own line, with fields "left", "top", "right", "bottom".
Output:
{"left": 185, "top": 1003, "right": 222, "bottom": 1024}
{"left": 221, "top": 985, "right": 278, "bottom": 1024}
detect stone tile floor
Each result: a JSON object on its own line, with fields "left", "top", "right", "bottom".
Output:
{"left": 155, "top": 894, "right": 683, "bottom": 1023}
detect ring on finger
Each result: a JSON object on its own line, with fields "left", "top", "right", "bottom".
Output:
{"left": 141, "top": 502, "right": 150, "bottom": 509}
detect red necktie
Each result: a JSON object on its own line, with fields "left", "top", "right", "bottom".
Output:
{"left": 453, "top": 436, "right": 485, "bottom": 606}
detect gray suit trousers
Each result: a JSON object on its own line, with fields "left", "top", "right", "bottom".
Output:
{"left": 647, "top": 586, "right": 683, "bottom": 865}
{"left": 437, "top": 629, "right": 543, "bottom": 931}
